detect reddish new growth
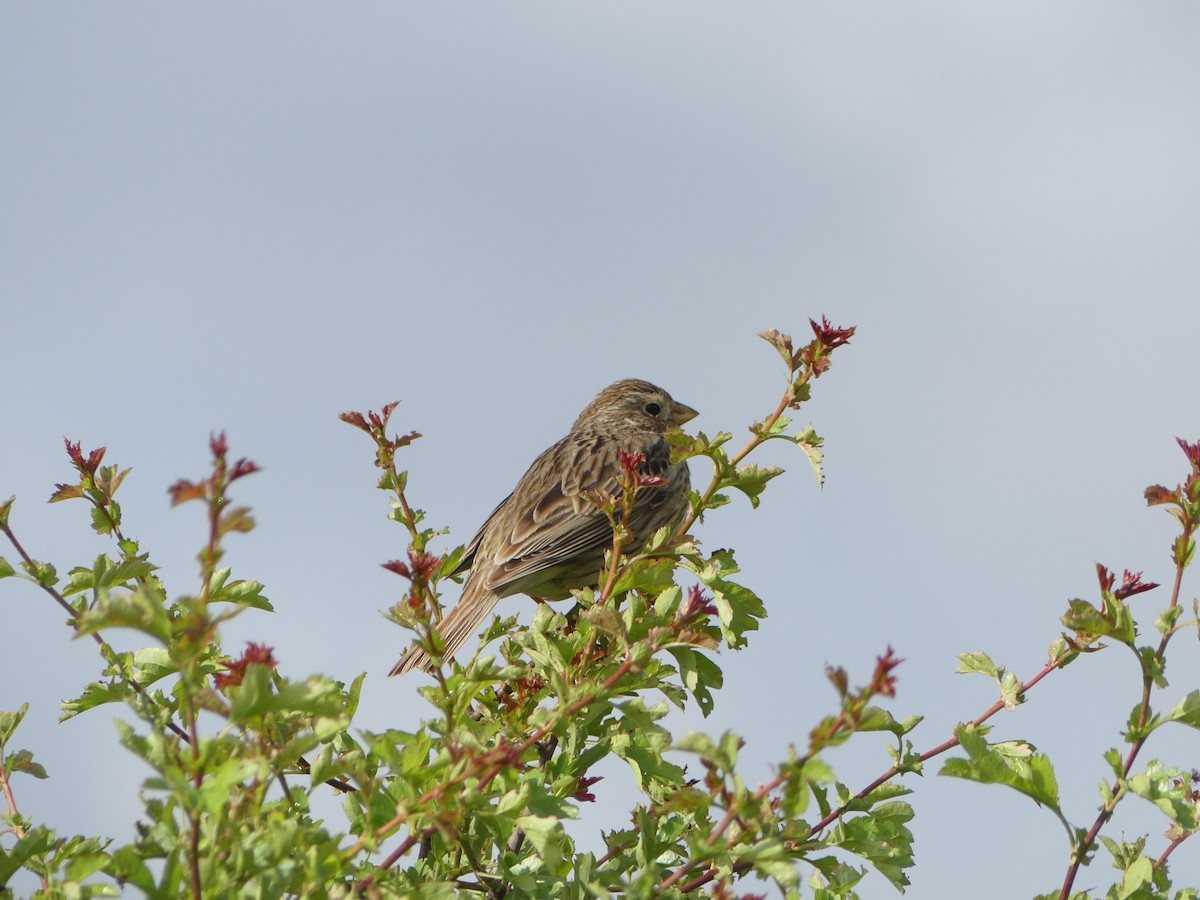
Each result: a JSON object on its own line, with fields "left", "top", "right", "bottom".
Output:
{"left": 570, "top": 640, "right": 609, "bottom": 667}
{"left": 1145, "top": 484, "right": 1180, "bottom": 506}
{"left": 338, "top": 402, "right": 399, "bottom": 436}
{"left": 384, "top": 551, "right": 442, "bottom": 611}
{"left": 1096, "top": 563, "right": 1159, "bottom": 601}
{"left": 675, "top": 585, "right": 718, "bottom": 627}
{"left": 809, "top": 314, "right": 856, "bottom": 351}
{"left": 1177, "top": 437, "right": 1200, "bottom": 473}
{"left": 870, "top": 645, "right": 903, "bottom": 699}
{"left": 383, "top": 550, "right": 441, "bottom": 584}
{"left": 574, "top": 775, "right": 603, "bottom": 803}
{"left": 617, "top": 449, "right": 666, "bottom": 489}
{"left": 1146, "top": 437, "right": 1200, "bottom": 509}
{"left": 801, "top": 315, "right": 857, "bottom": 377}
{"left": 339, "top": 402, "right": 421, "bottom": 468}
{"left": 500, "top": 674, "right": 547, "bottom": 711}
{"left": 168, "top": 432, "right": 260, "bottom": 506}
{"left": 214, "top": 642, "right": 278, "bottom": 690}
{"left": 63, "top": 438, "right": 106, "bottom": 477}
{"left": 207, "top": 432, "right": 261, "bottom": 484}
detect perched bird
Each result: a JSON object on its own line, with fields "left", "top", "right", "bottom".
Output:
{"left": 390, "top": 379, "right": 697, "bottom": 676}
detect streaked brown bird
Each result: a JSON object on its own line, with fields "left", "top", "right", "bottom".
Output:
{"left": 390, "top": 379, "right": 697, "bottom": 676}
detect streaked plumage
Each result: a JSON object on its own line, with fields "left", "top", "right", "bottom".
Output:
{"left": 390, "top": 379, "right": 697, "bottom": 676}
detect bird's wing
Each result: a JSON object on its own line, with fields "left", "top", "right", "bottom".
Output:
{"left": 480, "top": 434, "right": 626, "bottom": 593}
{"left": 448, "top": 493, "right": 511, "bottom": 578}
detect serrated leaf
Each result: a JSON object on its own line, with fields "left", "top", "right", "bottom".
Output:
{"left": 758, "top": 328, "right": 795, "bottom": 368}
{"left": 939, "top": 724, "right": 1062, "bottom": 814}
{"left": 5, "top": 748, "right": 49, "bottom": 779}
{"left": 0, "top": 704, "right": 29, "bottom": 745}
{"left": 824, "top": 799, "right": 915, "bottom": 890}
{"left": 956, "top": 650, "right": 1000, "bottom": 680}
{"left": 207, "top": 570, "right": 272, "bottom": 611}
{"left": 1114, "top": 856, "right": 1154, "bottom": 899}
{"left": 1062, "top": 597, "right": 1136, "bottom": 646}
{"left": 855, "top": 706, "right": 912, "bottom": 739}
{"left": 1126, "top": 760, "right": 1199, "bottom": 829}
{"left": 60, "top": 680, "right": 132, "bottom": 721}
{"left": 516, "top": 814, "right": 567, "bottom": 872}
{"left": 666, "top": 647, "right": 722, "bottom": 717}
{"left": 49, "top": 483, "right": 84, "bottom": 503}
{"left": 791, "top": 424, "right": 824, "bottom": 485}
{"left": 685, "top": 551, "right": 766, "bottom": 648}
{"left": 728, "top": 464, "right": 784, "bottom": 509}
{"left": 73, "top": 584, "right": 171, "bottom": 644}
{"left": 1161, "top": 690, "right": 1200, "bottom": 730}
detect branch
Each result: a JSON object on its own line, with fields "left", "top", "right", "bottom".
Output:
{"left": 1059, "top": 523, "right": 1194, "bottom": 900}
{"left": 0, "top": 764, "right": 49, "bottom": 893}
{"left": 1, "top": 521, "right": 194, "bottom": 744}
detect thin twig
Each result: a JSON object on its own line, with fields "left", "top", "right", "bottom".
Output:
{"left": 1156, "top": 833, "right": 1189, "bottom": 869}
{"left": 0, "top": 764, "right": 50, "bottom": 893}
{"left": 810, "top": 658, "right": 1059, "bottom": 836}
{"left": 2, "top": 522, "right": 194, "bottom": 743}
{"left": 1058, "top": 524, "right": 1193, "bottom": 900}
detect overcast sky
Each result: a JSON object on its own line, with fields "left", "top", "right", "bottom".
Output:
{"left": 3, "top": 4, "right": 1200, "bottom": 897}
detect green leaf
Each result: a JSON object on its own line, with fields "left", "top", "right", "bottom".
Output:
{"left": 1125, "top": 760, "right": 1199, "bottom": 829}
{"left": 63, "top": 849, "right": 112, "bottom": 884}
{"left": 62, "top": 553, "right": 157, "bottom": 597}
{"left": 1061, "top": 597, "right": 1136, "bottom": 646}
{"left": 73, "top": 584, "right": 172, "bottom": 644}
{"left": 956, "top": 651, "right": 1022, "bottom": 709}
{"left": 90, "top": 502, "right": 118, "bottom": 535}
{"left": 0, "top": 556, "right": 16, "bottom": 580}
{"left": 5, "top": 748, "right": 49, "bottom": 780}
{"left": 22, "top": 558, "right": 58, "bottom": 588}
{"left": 515, "top": 814, "right": 567, "bottom": 873}
{"left": 1100, "top": 834, "right": 1148, "bottom": 872}
{"left": 854, "top": 706, "right": 914, "bottom": 740}
{"left": 727, "top": 464, "right": 784, "bottom": 509}
{"left": 1161, "top": 690, "right": 1200, "bottom": 730}
{"left": 1114, "top": 856, "right": 1154, "bottom": 899}
{"left": 0, "top": 826, "right": 55, "bottom": 883}
{"left": 207, "top": 569, "right": 273, "bottom": 610}
{"left": 809, "top": 857, "right": 867, "bottom": 896}
{"left": 939, "top": 724, "right": 1062, "bottom": 814}
{"left": 684, "top": 550, "right": 766, "bottom": 648}
{"left": 758, "top": 328, "right": 796, "bottom": 368}
{"left": 666, "top": 647, "right": 722, "bottom": 717}
{"left": 1155, "top": 604, "right": 1183, "bottom": 636}
{"left": 732, "top": 837, "right": 800, "bottom": 888}
{"left": 60, "top": 680, "right": 133, "bottom": 722}
{"left": 228, "top": 663, "right": 276, "bottom": 722}
{"left": 824, "top": 799, "right": 915, "bottom": 890}
{"left": 791, "top": 423, "right": 825, "bottom": 485}
{"left": 611, "top": 712, "right": 683, "bottom": 802}
{"left": 751, "top": 414, "right": 793, "bottom": 440}
{"left": 0, "top": 703, "right": 29, "bottom": 744}
{"left": 131, "top": 647, "right": 177, "bottom": 686}
{"left": 611, "top": 556, "right": 677, "bottom": 597}
{"left": 0, "top": 495, "right": 14, "bottom": 527}
{"left": 956, "top": 650, "right": 1000, "bottom": 679}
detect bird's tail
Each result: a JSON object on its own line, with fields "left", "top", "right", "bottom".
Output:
{"left": 388, "top": 578, "right": 500, "bottom": 676}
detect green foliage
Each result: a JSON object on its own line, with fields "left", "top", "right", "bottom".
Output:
{"left": 2, "top": 326, "right": 1199, "bottom": 898}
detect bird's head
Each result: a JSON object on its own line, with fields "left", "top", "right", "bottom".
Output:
{"left": 572, "top": 379, "right": 698, "bottom": 435}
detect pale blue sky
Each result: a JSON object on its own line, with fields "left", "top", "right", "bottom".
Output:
{"left": 3, "top": 4, "right": 1200, "bottom": 897}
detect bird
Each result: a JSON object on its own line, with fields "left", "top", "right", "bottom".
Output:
{"left": 390, "top": 379, "right": 698, "bottom": 676}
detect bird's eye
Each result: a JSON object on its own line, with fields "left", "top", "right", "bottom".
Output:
{"left": 644, "top": 402, "right": 662, "bottom": 416}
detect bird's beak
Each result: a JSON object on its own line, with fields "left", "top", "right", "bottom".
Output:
{"left": 670, "top": 401, "right": 699, "bottom": 427}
